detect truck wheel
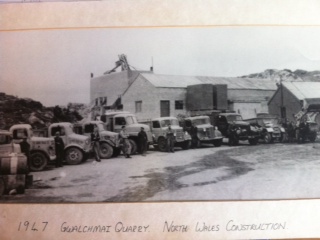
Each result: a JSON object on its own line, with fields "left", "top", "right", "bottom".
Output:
{"left": 112, "top": 147, "right": 121, "bottom": 157}
{"left": 233, "top": 138, "right": 239, "bottom": 146}
{"left": 281, "top": 133, "right": 288, "bottom": 143}
{"left": 99, "top": 143, "right": 113, "bottom": 159}
{"left": 263, "top": 132, "right": 272, "bottom": 144}
{"left": 65, "top": 147, "right": 83, "bottom": 165}
{"left": 181, "top": 140, "right": 191, "bottom": 150}
{"left": 249, "top": 138, "right": 258, "bottom": 145}
{"left": 129, "top": 139, "right": 137, "bottom": 154}
{"left": 213, "top": 139, "right": 222, "bottom": 147}
{"left": 16, "top": 186, "right": 25, "bottom": 194}
{"left": 196, "top": 139, "right": 202, "bottom": 148}
{"left": 30, "top": 152, "right": 48, "bottom": 172}
{"left": 309, "top": 133, "right": 317, "bottom": 142}
{"left": 158, "top": 138, "right": 167, "bottom": 152}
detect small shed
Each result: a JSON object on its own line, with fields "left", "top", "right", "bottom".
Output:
{"left": 268, "top": 81, "right": 320, "bottom": 122}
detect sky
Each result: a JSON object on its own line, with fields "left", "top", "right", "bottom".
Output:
{"left": 1, "top": 27, "right": 320, "bottom": 106}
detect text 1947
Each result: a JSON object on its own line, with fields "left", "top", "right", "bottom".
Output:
{"left": 18, "top": 221, "right": 48, "bottom": 232}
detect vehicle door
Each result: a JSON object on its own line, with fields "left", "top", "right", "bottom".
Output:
{"left": 83, "top": 123, "right": 95, "bottom": 138}
{"left": 0, "top": 134, "right": 13, "bottom": 155}
{"left": 11, "top": 128, "right": 29, "bottom": 144}
{"left": 216, "top": 115, "right": 228, "bottom": 136}
{"left": 184, "top": 119, "right": 192, "bottom": 133}
{"left": 152, "top": 121, "right": 162, "bottom": 141}
{"left": 50, "top": 126, "right": 68, "bottom": 145}
{"left": 114, "top": 116, "right": 126, "bottom": 133}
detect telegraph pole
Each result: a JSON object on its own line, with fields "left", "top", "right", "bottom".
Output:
{"left": 280, "top": 77, "right": 286, "bottom": 124}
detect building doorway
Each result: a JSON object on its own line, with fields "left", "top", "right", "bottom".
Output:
{"left": 160, "top": 100, "right": 170, "bottom": 117}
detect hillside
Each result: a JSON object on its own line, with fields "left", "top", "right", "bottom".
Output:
{"left": 241, "top": 69, "right": 320, "bottom": 83}
{"left": 0, "top": 92, "right": 87, "bottom": 130}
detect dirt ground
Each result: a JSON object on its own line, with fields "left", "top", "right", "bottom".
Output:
{"left": 2, "top": 141, "right": 320, "bottom": 203}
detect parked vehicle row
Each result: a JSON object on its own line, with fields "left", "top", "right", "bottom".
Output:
{"left": 3, "top": 106, "right": 319, "bottom": 173}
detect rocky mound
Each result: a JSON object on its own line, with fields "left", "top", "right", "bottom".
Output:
{"left": 0, "top": 92, "right": 86, "bottom": 130}
{"left": 241, "top": 69, "right": 320, "bottom": 83}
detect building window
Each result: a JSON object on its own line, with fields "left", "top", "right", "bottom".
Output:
{"left": 135, "top": 101, "right": 142, "bottom": 113}
{"left": 175, "top": 100, "right": 183, "bottom": 110}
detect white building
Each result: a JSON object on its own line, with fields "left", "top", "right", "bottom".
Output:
{"left": 91, "top": 70, "right": 277, "bottom": 120}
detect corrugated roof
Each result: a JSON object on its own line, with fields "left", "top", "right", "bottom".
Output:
{"left": 140, "top": 74, "right": 199, "bottom": 88}
{"left": 283, "top": 82, "right": 320, "bottom": 100}
{"left": 140, "top": 73, "right": 277, "bottom": 90}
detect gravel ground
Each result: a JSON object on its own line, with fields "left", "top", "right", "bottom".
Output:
{"left": 1, "top": 141, "right": 320, "bottom": 203}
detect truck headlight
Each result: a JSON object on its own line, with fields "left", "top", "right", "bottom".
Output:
{"left": 85, "top": 139, "right": 90, "bottom": 145}
{"left": 203, "top": 128, "right": 206, "bottom": 132}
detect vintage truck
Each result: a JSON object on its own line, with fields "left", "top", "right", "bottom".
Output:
{"left": 183, "top": 116, "right": 223, "bottom": 147}
{"left": 47, "top": 122, "right": 91, "bottom": 164}
{"left": 244, "top": 113, "right": 287, "bottom": 143}
{"left": 9, "top": 124, "right": 56, "bottom": 171}
{"left": 73, "top": 120, "right": 121, "bottom": 158}
{"left": 292, "top": 104, "right": 319, "bottom": 143}
{"left": 212, "top": 112, "right": 260, "bottom": 145}
{"left": 150, "top": 117, "right": 191, "bottom": 151}
{"left": 30, "top": 122, "right": 91, "bottom": 165}
{"left": 100, "top": 111, "right": 153, "bottom": 154}
{"left": 0, "top": 130, "right": 29, "bottom": 195}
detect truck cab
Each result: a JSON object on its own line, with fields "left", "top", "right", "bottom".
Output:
{"left": 9, "top": 124, "right": 56, "bottom": 171}
{"left": 184, "top": 116, "right": 223, "bottom": 147}
{"left": 101, "top": 111, "right": 153, "bottom": 154}
{"left": 151, "top": 117, "right": 191, "bottom": 152}
{"left": 0, "top": 130, "right": 22, "bottom": 156}
{"left": 74, "top": 121, "right": 120, "bottom": 158}
{"left": 48, "top": 122, "right": 91, "bottom": 165}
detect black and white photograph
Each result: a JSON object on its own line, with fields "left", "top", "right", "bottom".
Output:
{"left": 2, "top": 25, "right": 320, "bottom": 203}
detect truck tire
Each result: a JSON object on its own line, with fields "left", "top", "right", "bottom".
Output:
{"left": 181, "top": 140, "right": 191, "bottom": 150}
{"left": 196, "top": 139, "right": 202, "bottom": 148}
{"left": 249, "top": 138, "right": 258, "bottom": 145}
{"left": 309, "top": 132, "right": 317, "bottom": 142}
{"left": 17, "top": 186, "right": 25, "bottom": 194}
{"left": 30, "top": 151, "right": 48, "bottom": 172}
{"left": 128, "top": 139, "right": 137, "bottom": 154}
{"left": 281, "top": 133, "right": 288, "bottom": 143}
{"left": 99, "top": 143, "right": 113, "bottom": 159}
{"left": 263, "top": 132, "right": 272, "bottom": 144}
{"left": 65, "top": 147, "right": 83, "bottom": 165}
{"left": 233, "top": 138, "right": 239, "bottom": 146}
{"left": 213, "top": 139, "right": 222, "bottom": 147}
{"left": 158, "top": 137, "right": 167, "bottom": 152}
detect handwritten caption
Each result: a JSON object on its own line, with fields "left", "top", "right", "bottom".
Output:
{"left": 16, "top": 220, "right": 286, "bottom": 234}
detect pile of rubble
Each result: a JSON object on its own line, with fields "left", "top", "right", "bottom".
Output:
{"left": 0, "top": 92, "right": 86, "bottom": 130}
